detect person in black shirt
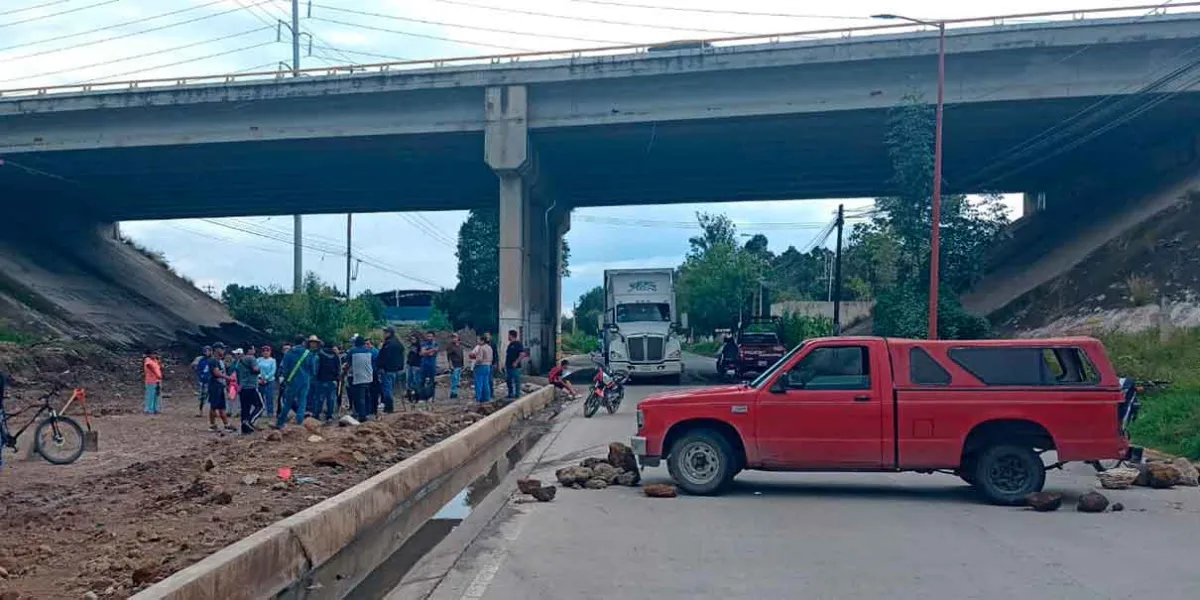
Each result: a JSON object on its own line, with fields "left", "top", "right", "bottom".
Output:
{"left": 377, "top": 326, "right": 405, "bottom": 413}
{"left": 405, "top": 338, "right": 422, "bottom": 403}
{"left": 315, "top": 341, "right": 341, "bottom": 422}
{"left": 504, "top": 329, "right": 526, "bottom": 399}
{"left": 207, "top": 344, "right": 236, "bottom": 432}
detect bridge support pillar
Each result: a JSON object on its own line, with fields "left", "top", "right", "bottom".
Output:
{"left": 486, "top": 85, "right": 560, "bottom": 374}
{"left": 1022, "top": 192, "right": 1047, "bottom": 217}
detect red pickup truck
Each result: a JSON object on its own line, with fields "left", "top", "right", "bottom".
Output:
{"left": 633, "top": 336, "right": 1130, "bottom": 505}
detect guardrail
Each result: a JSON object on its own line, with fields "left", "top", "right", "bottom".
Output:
{"left": 3, "top": 1, "right": 1200, "bottom": 99}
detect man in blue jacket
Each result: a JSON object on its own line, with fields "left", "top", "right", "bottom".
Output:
{"left": 276, "top": 335, "right": 319, "bottom": 428}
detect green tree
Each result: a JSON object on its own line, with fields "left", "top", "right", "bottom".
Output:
{"left": 222, "top": 273, "right": 386, "bottom": 343}
{"left": 687, "top": 212, "right": 738, "bottom": 258}
{"left": 863, "top": 96, "right": 1010, "bottom": 338}
{"left": 677, "top": 215, "right": 765, "bottom": 334}
{"left": 572, "top": 285, "right": 605, "bottom": 336}
{"left": 445, "top": 209, "right": 571, "bottom": 333}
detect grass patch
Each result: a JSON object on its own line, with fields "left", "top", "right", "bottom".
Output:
{"left": 0, "top": 325, "right": 41, "bottom": 345}
{"left": 685, "top": 340, "right": 720, "bottom": 357}
{"left": 1101, "top": 328, "right": 1200, "bottom": 459}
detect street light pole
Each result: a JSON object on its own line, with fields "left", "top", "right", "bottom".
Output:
{"left": 874, "top": 14, "right": 946, "bottom": 339}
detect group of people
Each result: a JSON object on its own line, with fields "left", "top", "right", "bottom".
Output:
{"left": 172, "top": 327, "right": 530, "bottom": 435}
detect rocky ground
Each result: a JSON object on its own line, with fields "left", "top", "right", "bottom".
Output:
{"left": 0, "top": 344, "right": 543, "bottom": 600}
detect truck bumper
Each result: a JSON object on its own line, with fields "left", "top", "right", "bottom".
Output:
{"left": 615, "top": 360, "right": 683, "bottom": 378}
{"left": 631, "top": 436, "right": 660, "bottom": 467}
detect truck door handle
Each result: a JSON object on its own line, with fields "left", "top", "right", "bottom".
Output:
{"left": 853, "top": 395, "right": 872, "bottom": 402}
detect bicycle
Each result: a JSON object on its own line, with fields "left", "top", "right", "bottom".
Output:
{"left": 1, "top": 381, "right": 88, "bottom": 465}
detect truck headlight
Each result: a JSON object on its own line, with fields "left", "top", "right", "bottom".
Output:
{"left": 667, "top": 348, "right": 681, "bottom": 360}
{"left": 610, "top": 350, "right": 624, "bottom": 360}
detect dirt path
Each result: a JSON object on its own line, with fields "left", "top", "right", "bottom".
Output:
{"left": 0, "top": 350, "right": 538, "bottom": 600}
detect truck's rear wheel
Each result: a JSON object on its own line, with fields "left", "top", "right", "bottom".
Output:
{"left": 973, "top": 444, "right": 1045, "bottom": 505}
{"left": 667, "top": 429, "right": 733, "bottom": 496}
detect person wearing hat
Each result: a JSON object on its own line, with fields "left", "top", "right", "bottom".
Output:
{"left": 276, "top": 335, "right": 319, "bottom": 428}
{"left": 377, "top": 326, "right": 405, "bottom": 414}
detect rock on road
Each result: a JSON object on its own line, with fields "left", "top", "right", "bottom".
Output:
{"left": 410, "top": 385, "right": 1200, "bottom": 600}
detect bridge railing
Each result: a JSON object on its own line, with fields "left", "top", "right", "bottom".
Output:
{"left": 2, "top": 1, "right": 1200, "bottom": 99}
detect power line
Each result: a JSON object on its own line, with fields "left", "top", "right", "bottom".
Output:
{"left": 256, "top": 0, "right": 360, "bottom": 66}
{"left": 565, "top": 0, "right": 872, "bottom": 21}
{"left": 3, "top": 0, "right": 276, "bottom": 64}
{"left": 1, "top": 26, "right": 272, "bottom": 84}
{"left": 430, "top": 0, "right": 750, "bottom": 36}
{"left": 1, "top": 0, "right": 222, "bottom": 53}
{"left": 395, "top": 214, "right": 456, "bottom": 248}
{"left": 0, "top": 0, "right": 77, "bottom": 19}
{"left": 305, "top": 3, "right": 633, "bottom": 46}
{"left": 77, "top": 41, "right": 276, "bottom": 83}
{"left": 310, "top": 45, "right": 407, "bottom": 62}
{"left": 310, "top": 16, "right": 531, "bottom": 52}
{"left": 0, "top": 0, "right": 120, "bottom": 29}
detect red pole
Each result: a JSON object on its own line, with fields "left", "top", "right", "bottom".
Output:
{"left": 928, "top": 23, "right": 946, "bottom": 340}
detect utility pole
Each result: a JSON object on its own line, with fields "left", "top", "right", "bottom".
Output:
{"left": 345, "top": 213, "right": 353, "bottom": 298}
{"left": 832, "top": 204, "right": 845, "bottom": 335}
{"left": 290, "top": 0, "right": 303, "bottom": 293}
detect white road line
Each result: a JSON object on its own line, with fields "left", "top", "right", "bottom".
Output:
{"left": 459, "top": 505, "right": 531, "bottom": 599}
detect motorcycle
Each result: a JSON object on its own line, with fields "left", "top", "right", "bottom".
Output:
{"left": 584, "top": 363, "right": 628, "bottom": 418}
{"left": 716, "top": 355, "right": 737, "bottom": 381}
{"left": 1089, "top": 376, "right": 1147, "bottom": 472}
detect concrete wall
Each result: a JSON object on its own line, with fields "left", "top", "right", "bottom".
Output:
{"left": 131, "top": 386, "right": 556, "bottom": 600}
{"left": 771, "top": 301, "right": 874, "bottom": 325}
{"left": 0, "top": 217, "right": 239, "bottom": 348}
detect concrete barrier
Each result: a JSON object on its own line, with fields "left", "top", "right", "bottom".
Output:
{"left": 133, "top": 386, "right": 557, "bottom": 600}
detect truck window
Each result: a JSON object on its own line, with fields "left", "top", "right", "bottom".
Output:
{"left": 948, "top": 346, "right": 1100, "bottom": 386}
{"left": 786, "top": 346, "right": 870, "bottom": 390}
{"left": 615, "top": 303, "right": 670, "bottom": 323}
{"left": 909, "top": 347, "right": 951, "bottom": 385}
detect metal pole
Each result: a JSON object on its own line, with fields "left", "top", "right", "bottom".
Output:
{"left": 928, "top": 23, "right": 946, "bottom": 340}
{"left": 345, "top": 213, "right": 353, "bottom": 298}
{"left": 832, "top": 204, "right": 845, "bottom": 335}
{"left": 290, "top": 0, "right": 302, "bottom": 293}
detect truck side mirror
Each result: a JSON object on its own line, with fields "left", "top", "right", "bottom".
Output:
{"left": 596, "top": 314, "right": 605, "bottom": 332}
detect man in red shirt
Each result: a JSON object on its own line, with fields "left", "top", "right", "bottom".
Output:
{"left": 547, "top": 359, "right": 577, "bottom": 399}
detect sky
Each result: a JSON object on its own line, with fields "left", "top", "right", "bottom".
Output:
{"left": 0, "top": 0, "right": 1182, "bottom": 312}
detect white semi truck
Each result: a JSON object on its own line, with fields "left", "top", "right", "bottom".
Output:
{"left": 601, "top": 268, "right": 685, "bottom": 383}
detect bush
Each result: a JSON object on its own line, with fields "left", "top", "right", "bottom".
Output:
{"left": 560, "top": 331, "right": 599, "bottom": 355}
{"left": 777, "top": 313, "right": 833, "bottom": 347}
{"left": 872, "top": 286, "right": 990, "bottom": 339}
{"left": 1124, "top": 275, "right": 1157, "bottom": 307}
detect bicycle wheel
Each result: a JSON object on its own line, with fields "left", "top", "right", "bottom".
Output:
{"left": 34, "top": 416, "right": 85, "bottom": 465}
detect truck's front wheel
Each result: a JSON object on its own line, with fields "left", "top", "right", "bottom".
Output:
{"left": 667, "top": 429, "right": 733, "bottom": 495}
{"left": 973, "top": 444, "right": 1045, "bottom": 505}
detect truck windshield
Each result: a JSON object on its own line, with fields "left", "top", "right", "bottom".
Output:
{"left": 616, "top": 303, "right": 670, "bottom": 323}
{"left": 749, "top": 342, "right": 805, "bottom": 388}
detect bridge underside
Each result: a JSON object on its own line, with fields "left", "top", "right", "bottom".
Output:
{"left": 4, "top": 93, "right": 1199, "bottom": 221}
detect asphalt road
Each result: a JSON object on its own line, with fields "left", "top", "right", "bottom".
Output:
{"left": 414, "top": 386, "right": 1200, "bottom": 600}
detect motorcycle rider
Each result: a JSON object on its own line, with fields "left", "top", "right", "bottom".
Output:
{"left": 718, "top": 335, "right": 739, "bottom": 373}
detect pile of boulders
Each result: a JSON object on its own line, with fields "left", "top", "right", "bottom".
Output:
{"left": 515, "top": 442, "right": 680, "bottom": 501}
{"left": 1096, "top": 457, "right": 1199, "bottom": 490}
{"left": 554, "top": 443, "right": 642, "bottom": 490}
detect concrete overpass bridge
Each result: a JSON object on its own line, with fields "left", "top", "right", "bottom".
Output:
{"left": 3, "top": 8, "right": 1200, "bottom": 368}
